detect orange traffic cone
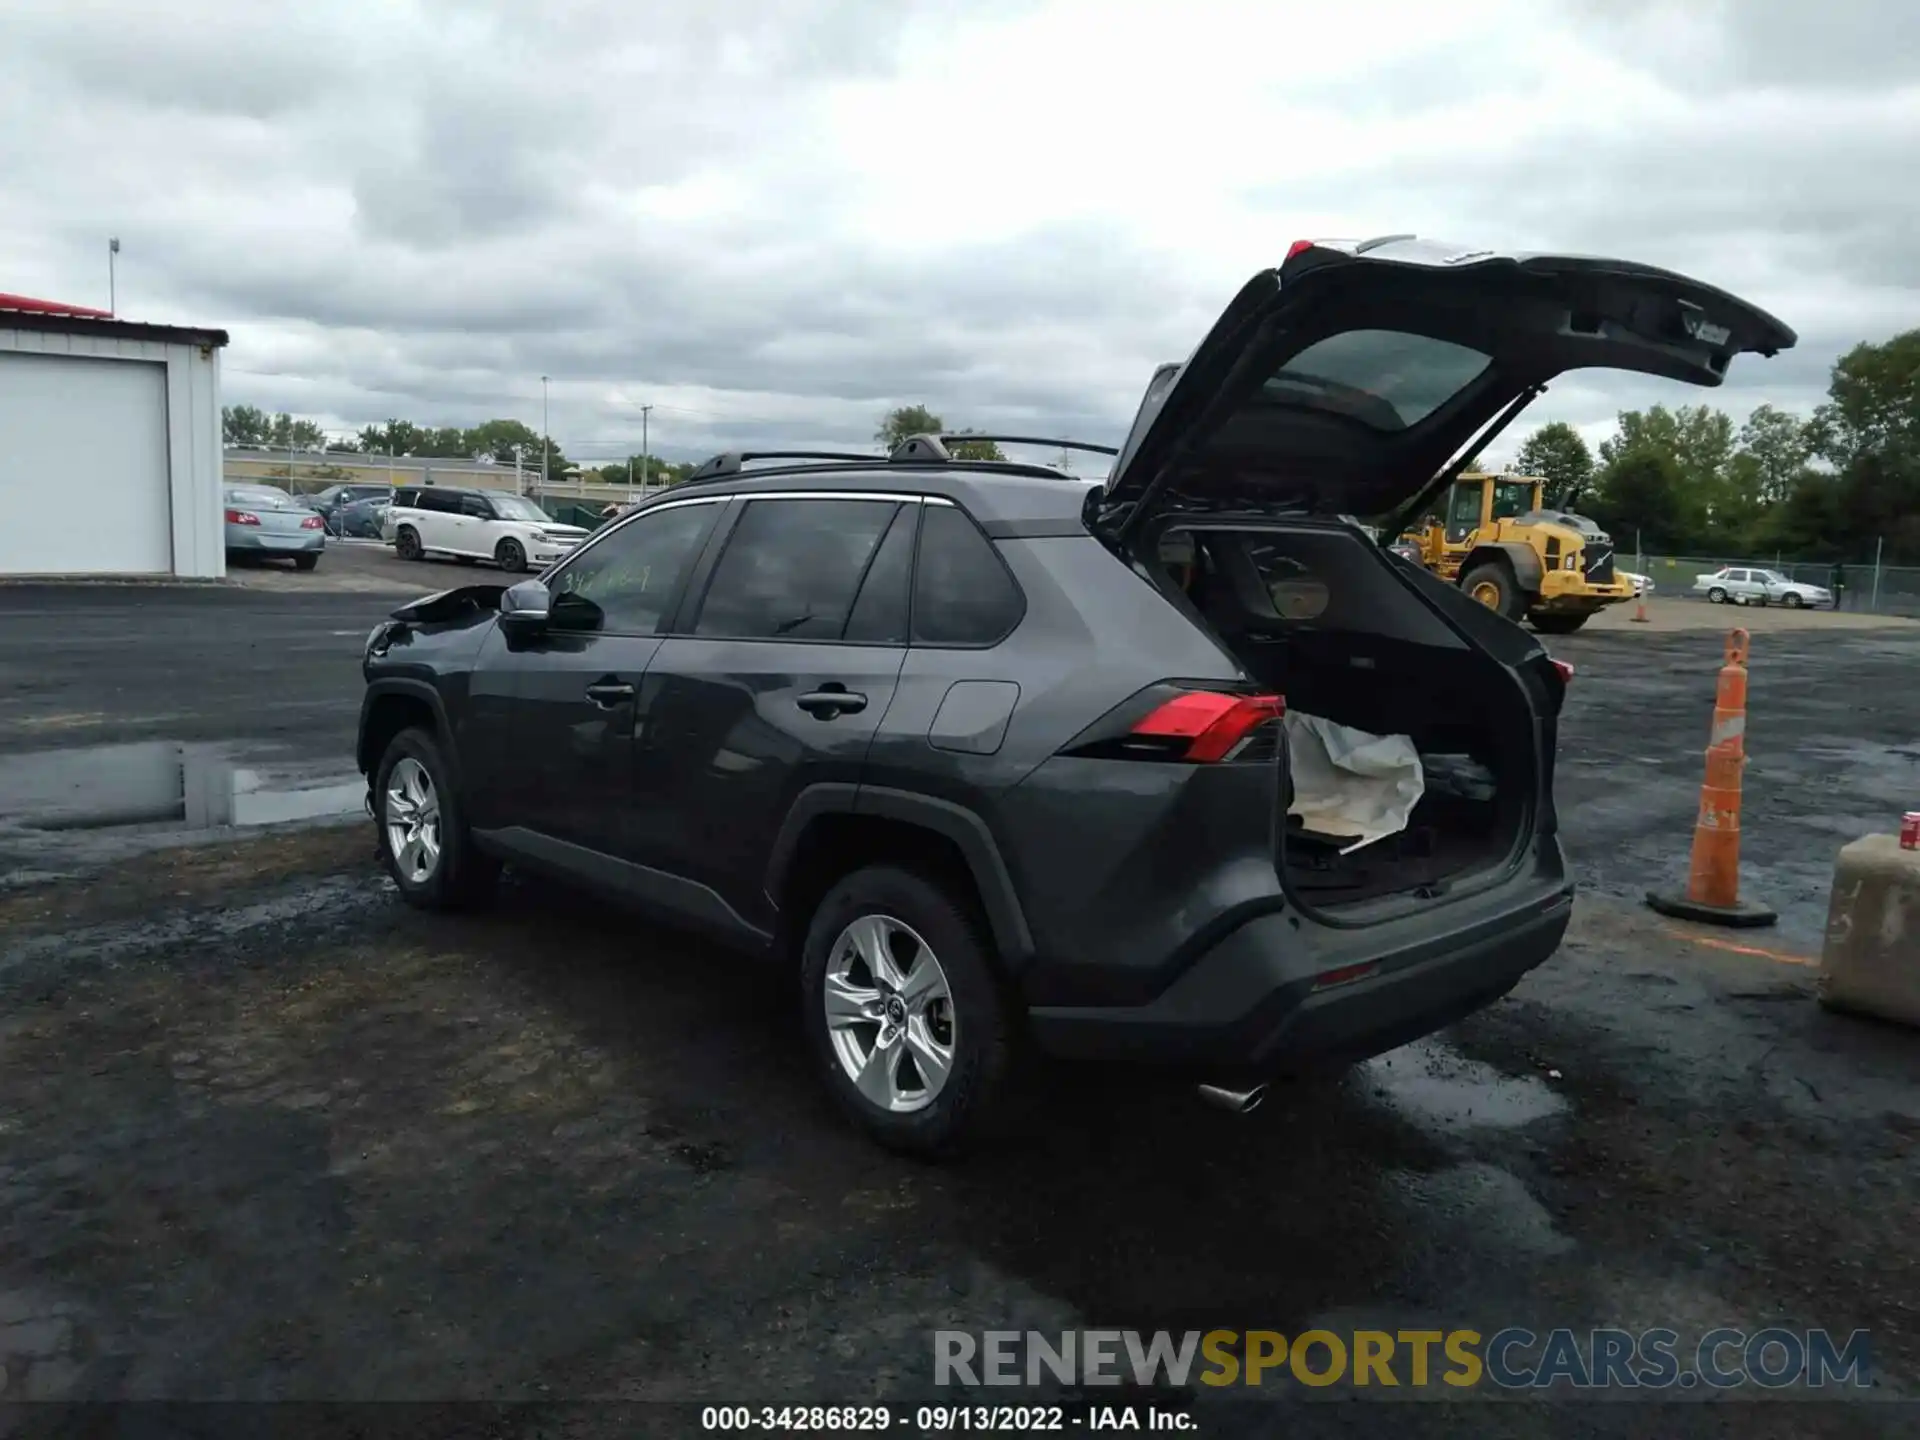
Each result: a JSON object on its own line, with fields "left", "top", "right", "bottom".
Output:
{"left": 1647, "top": 627, "right": 1777, "bottom": 927}
{"left": 1630, "top": 593, "right": 1649, "bottom": 623}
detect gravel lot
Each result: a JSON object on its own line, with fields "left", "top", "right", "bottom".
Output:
{"left": 1, "top": 585, "right": 1918, "bottom": 1435}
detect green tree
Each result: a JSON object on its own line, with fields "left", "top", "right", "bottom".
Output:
{"left": 1512, "top": 421, "right": 1593, "bottom": 504}
{"left": 416, "top": 426, "right": 472, "bottom": 459}
{"left": 1733, "top": 404, "right": 1816, "bottom": 504}
{"left": 1597, "top": 404, "right": 1739, "bottom": 546}
{"left": 875, "top": 405, "right": 1007, "bottom": 461}
{"left": 358, "top": 420, "right": 427, "bottom": 456}
{"left": 222, "top": 404, "right": 271, "bottom": 447}
{"left": 597, "top": 454, "right": 685, "bottom": 485}
{"left": 265, "top": 412, "right": 326, "bottom": 450}
{"left": 1808, "top": 330, "right": 1920, "bottom": 470}
{"left": 466, "top": 419, "right": 546, "bottom": 464}
{"left": 1587, "top": 448, "right": 1685, "bottom": 551}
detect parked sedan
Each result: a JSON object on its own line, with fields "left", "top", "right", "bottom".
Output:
{"left": 1693, "top": 565, "right": 1830, "bottom": 607}
{"left": 224, "top": 484, "right": 327, "bottom": 570}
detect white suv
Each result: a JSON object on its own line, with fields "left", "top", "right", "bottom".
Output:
{"left": 382, "top": 487, "right": 589, "bottom": 573}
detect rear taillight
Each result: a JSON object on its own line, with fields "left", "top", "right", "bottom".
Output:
{"left": 1131, "top": 691, "right": 1285, "bottom": 762}
{"left": 1286, "top": 239, "right": 1315, "bottom": 260}
{"left": 226, "top": 509, "right": 260, "bottom": 526}
{"left": 1062, "top": 684, "right": 1285, "bottom": 764}
{"left": 301, "top": 515, "right": 324, "bottom": 530}
{"left": 1551, "top": 659, "right": 1574, "bottom": 685}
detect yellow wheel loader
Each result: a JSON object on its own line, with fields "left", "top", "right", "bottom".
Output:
{"left": 1396, "top": 472, "right": 1633, "bottom": 634}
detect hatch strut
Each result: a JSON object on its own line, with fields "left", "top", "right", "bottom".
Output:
{"left": 1378, "top": 384, "right": 1546, "bottom": 543}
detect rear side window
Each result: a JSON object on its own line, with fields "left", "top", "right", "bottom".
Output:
{"left": 1264, "top": 330, "right": 1491, "bottom": 431}
{"left": 912, "top": 504, "right": 1024, "bottom": 646}
{"left": 392, "top": 488, "right": 421, "bottom": 507}
{"left": 416, "top": 489, "right": 461, "bottom": 514}
{"left": 693, "top": 498, "right": 899, "bottom": 641}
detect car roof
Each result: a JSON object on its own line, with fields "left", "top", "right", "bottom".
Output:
{"left": 655, "top": 462, "right": 1097, "bottom": 527}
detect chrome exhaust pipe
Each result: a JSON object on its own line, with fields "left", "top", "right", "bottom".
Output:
{"left": 1196, "top": 1082, "right": 1268, "bottom": 1115}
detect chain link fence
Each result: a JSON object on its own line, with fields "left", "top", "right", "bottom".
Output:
{"left": 1628, "top": 553, "right": 1920, "bottom": 616}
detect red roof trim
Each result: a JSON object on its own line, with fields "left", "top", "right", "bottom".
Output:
{"left": 0, "top": 292, "right": 116, "bottom": 319}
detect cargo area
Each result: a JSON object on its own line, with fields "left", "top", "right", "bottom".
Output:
{"left": 1154, "top": 521, "right": 1534, "bottom": 910}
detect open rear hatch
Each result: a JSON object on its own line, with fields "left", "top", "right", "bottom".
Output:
{"left": 1091, "top": 235, "right": 1795, "bottom": 539}
{"left": 1099, "top": 236, "right": 1793, "bottom": 916}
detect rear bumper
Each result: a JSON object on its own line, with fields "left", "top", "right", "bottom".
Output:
{"left": 1025, "top": 880, "right": 1574, "bottom": 1078}
{"left": 227, "top": 530, "right": 325, "bottom": 555}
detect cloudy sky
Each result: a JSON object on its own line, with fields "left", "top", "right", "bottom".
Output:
{"left": 3, "top": 0, "right": 1916, "bottom": 468}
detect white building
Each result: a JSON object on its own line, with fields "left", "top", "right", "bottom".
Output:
{"left": 1, "top": 293, "right": 229, "bottom": 578}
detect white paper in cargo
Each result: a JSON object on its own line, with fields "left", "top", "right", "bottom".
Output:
{"left": 1284, "top": 712, "right": 1425, "bottom": 853}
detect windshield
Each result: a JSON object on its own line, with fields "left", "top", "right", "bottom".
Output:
{"left": 488, "top": 495, "right": 550, "bottom": 522}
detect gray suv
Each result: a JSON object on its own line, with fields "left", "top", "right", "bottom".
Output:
{"left": 354, "top": 236, "right": 1794, "bottom": 1154}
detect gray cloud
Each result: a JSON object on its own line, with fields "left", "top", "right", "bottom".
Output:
{"left": 2, "top": 0, "right": 1915, "bottom": 466}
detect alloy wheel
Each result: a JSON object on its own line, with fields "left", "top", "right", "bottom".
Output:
{"left": 823, "top": 913, "right": 957, "bottom": 1114}
{"left": 384, "top": 757, "right": 442, "bottom": 885}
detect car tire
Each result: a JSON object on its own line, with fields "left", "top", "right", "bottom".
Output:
{"left": 496, "top": 537, "right": 528, "bottom": 573}
{"left": 1708, "top": 586, "right": 1727, "bottom": 604}
{"left": 799, "top": 865, "right": 1014, "bottom": 1157}
{"left": 1460, "top": 562, "right": 1525, "bottom": 621}
{"left": 293, "top": 553, "right": 319, "bottom": 572}
{"left": 396, "top": 526, "right": 424, "bottom": 561}
{"left": 373, "top": 726, "right": 500, "bottom": 911}
{"left": 1784, "top": 592, "right": 1804, "bottom": 608}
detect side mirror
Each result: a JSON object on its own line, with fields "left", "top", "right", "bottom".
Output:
{"left": 498, "top": 579, "right": 551, "bottom": 636}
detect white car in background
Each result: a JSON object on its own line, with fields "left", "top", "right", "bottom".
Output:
{"left": 381, "top": 485, "right": 590, "bottom": 573}
{"left": 1692, "top": 565, "right": 1832, "bottom": 608}
{"left": 1620, "top": 570, "right": 1654, "bottom": 597}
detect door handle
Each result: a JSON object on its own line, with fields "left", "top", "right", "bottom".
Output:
{"left": 585, "top": 681, "right": 636, "bottom": 708}
{"left": 796, "top": 688, "right": 867, "bottom": 718}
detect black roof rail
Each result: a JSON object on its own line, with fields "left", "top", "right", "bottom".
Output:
{"left": 887, "top": 433, "right": 1118, "bottom": 464}
{"left": 686, "top": 450, "right": 882, "bottom": 483}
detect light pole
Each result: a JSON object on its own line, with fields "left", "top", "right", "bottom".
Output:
{"left": 640, "top": 404, "right": 653, "bottom": 490}
{"left": 540, "top": 376, "right": 550, "bottom": 493}
{"left": 108, "top": 237, "right": 120, "bottom": 316}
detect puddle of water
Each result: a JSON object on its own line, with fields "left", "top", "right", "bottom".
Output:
{"left": 1380, "top": 1161, "right": 1575, "bottom": 1258}
{"left": 0, "top": 741, "right": 363, "bottom": 836}
{"left": 1357, "top": 1038, "right": 1568, "bottom": 1132}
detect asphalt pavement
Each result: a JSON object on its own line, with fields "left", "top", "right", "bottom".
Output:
{"left": 2, "top": 584, "right": 1919, "bottom": 1433}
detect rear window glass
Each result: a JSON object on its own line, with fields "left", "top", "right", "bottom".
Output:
{"left": 1263, "top": 330, "right": 1491, "bottom": 431}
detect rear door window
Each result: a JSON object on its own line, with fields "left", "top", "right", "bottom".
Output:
{"left": 416, "top": 490, "right": 461, "bottom": 514}
{"left": 691, "top": 498, "right": 899, "bottom": 641}
{"left": 842, "top": 503, "right": 918, "bottom": 645}
{"left": 911, "top": 503, "right": 1024, "bottom": 646}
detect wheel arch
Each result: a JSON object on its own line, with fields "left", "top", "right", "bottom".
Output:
{"left": 1462, "top": 541, "right": 1543, "bottom": 594}
{"left": 765, "top": 784, "right": 1036, "bottom": 971}
{"left": 357, "top": 679, "right": 454, "bottom": 778}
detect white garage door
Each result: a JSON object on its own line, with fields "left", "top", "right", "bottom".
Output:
{"left": 0, "top": 350, "right": 172, "bottom": 575}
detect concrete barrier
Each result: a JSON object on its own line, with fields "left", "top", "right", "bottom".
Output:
{"left": 1819, "top": 835, "right": 1920, "bottom": 1026}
